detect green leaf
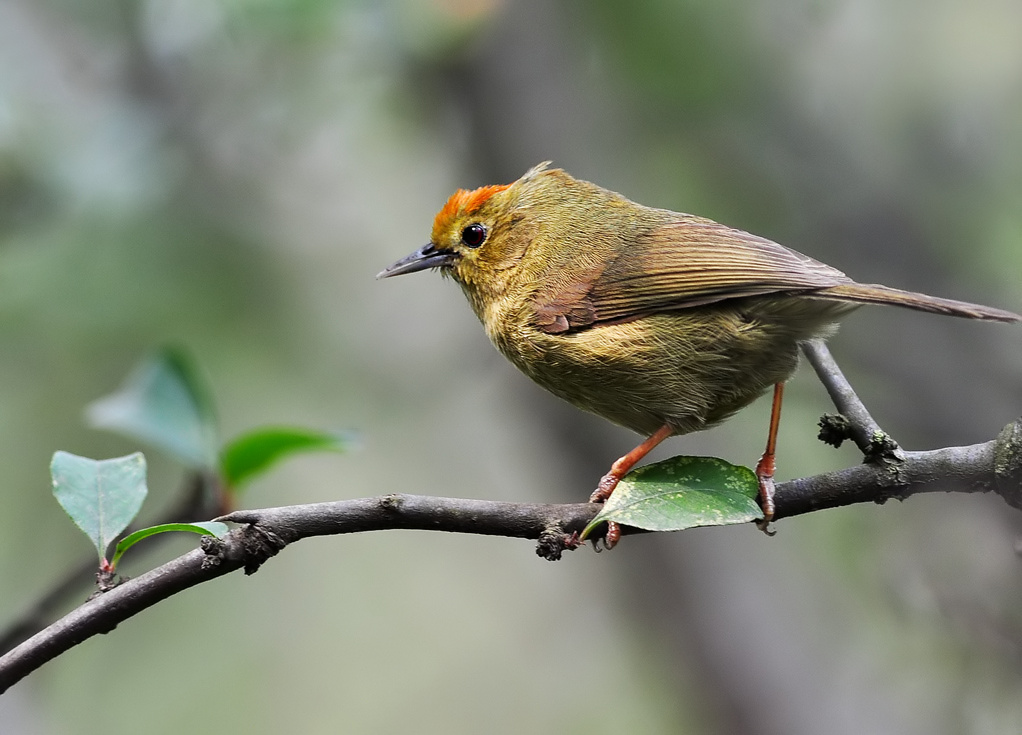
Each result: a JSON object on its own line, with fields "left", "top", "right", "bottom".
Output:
{"left": 85, "top": 347, "right": 218, "bottom": 468}
{"left": 50, "top": 451, "right": 149, "bottom": 562}
{"left": 220, "top": 427, "right": 353, "bottom": 490}
{"left": 109, "top": 521, "right": 229, "bottom": 569}
{"left": 582, "top": 456, "right": 761, "bottom": 538}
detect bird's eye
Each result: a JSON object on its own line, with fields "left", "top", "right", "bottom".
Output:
{"left": 461, "top": 223, "right": 486, "bottom": 248}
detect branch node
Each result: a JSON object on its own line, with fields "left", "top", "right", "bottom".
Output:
{"left": 817, "top": 413, "right": 852, "bottom": 448}
{"left": 994, "top": 418, "right": 1022, "bottom": 510}
{"left": 87, "top": 570, "right": 126, "bottom": 600}
{"left": 239, "top": 526, "right": 287, "bottom": 575}
{"left": 865, "top": 429, "right": 903, "bottom": 464}
{"left": 378, "top": 494, "right": 403, "bottom": 512}
{"left": 535, "top": 525, "right": 580, "bottom": 562}
{"left": 200, "top": 535, "right": 226, "bottom": 570}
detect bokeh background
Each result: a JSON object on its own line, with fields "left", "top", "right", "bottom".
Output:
{"left": 2, "top": 0, "right": 1022, "bottom": 733}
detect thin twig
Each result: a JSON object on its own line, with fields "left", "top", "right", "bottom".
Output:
{"left": 800, "top": 339, "right": 906, "bottom": 461}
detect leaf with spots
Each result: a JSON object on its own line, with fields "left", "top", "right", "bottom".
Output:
{"left": 582, "top": 456, "right": 761, "bottom": 538}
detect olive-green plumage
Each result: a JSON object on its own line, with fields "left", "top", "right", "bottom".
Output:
{"left": 380, "top": 162, "right": 1020, "bottom": 442}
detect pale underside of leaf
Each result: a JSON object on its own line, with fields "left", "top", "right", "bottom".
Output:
{"left": 50, "top": 451, "right": 149, "bottom": 560}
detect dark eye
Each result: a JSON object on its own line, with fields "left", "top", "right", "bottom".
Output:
{"left": 461, "top": 223, "right": 486, "bottom": 248}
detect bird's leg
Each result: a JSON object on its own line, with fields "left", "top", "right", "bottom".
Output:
{"left": 590, "top": 424, "right": 675, "bottom": 503}
{"left": 590, "top": 424, "right": 673, "bottom": 548}
{"left": 755, "top": 382, "right": 785, "bottom": 533}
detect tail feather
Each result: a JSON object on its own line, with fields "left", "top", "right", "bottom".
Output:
{"left": 815, "top": 283, "right": 1021, "bottom": 323}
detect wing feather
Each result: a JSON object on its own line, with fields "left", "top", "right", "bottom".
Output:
{"left": 532, "top": 217, "right": 851, "bottom": 333}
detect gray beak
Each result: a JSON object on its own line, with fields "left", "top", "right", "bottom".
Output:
{"left": 377, "top": 243, "right": 456, "bottom": 279}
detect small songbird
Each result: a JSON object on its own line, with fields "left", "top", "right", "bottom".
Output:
{"left": 379, "top": 162, "right": 1020, "bottom": 546}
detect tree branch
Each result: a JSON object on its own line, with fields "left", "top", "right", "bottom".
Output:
{"left": 800, "top": 339, "right": 906, "bottom": 461}
{"left": 1, "top": 343, "right": 1019, "bottom": 694}
{"left": 0, "top": 497, "right": 598, "bottom": 693}
{"left": 3, "top": 427, "right": 1020, "bottom": 694}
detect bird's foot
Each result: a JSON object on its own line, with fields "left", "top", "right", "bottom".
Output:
{"left": 754, "top": 472, "right": 776, "bottom": 537}
{"left": 589, "top": 472, "right": 619, "bottom": 504}
{"left": 590, "top": 472, "right": 622, "bottom": 549}
{"left": 601, "top": 521, "right": 622, "bottom": 549}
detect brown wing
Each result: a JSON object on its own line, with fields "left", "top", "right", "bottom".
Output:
{"left": 532, "top": 216, "right": 851, "bottom": 334}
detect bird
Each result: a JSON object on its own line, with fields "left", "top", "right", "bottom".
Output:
{"left": 379, "top": 162, "right": 1020, "bottom": 546}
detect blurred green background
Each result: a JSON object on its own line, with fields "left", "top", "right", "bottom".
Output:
{"left": 2, "top": 0, "right": 1022, "bottom": 732}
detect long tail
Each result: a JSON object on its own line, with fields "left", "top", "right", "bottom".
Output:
{"left": 815, "top": 283, "right": 1021, "bottom": 323}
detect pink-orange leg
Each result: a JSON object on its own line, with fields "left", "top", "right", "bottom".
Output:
{"left": 590, "top": 424, "right": 674, "bottom": 548}
{"left": 755, "top": 382, "right": 785, "bottom": 532}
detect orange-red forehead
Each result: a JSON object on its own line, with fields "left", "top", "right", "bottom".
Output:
{"left": 432, "top": 183, "right": 511, "bottom": 237}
